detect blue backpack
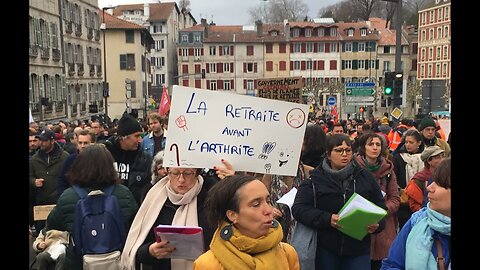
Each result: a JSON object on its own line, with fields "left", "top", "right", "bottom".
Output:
{"left": 72, "top": 185, "right": 126, "bottom": 256}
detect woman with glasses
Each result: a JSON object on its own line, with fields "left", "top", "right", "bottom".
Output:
{"left": 121, "top": 160, "right": 234, "bottom": 270}
{"left": 292, "top": 134, "right": 387, "bottom": 270}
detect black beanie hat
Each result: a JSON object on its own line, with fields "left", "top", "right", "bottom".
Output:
{"left": 418, "top": 116, "right": 436, "bottom": 131}
{"left": 117, "top": 113, "right": 142, "bottom": 136}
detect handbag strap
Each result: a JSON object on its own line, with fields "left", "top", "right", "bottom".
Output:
{"left": 311, "top": 181, "right": 316, "bottom": 208}
{"left": 436, "top": 239, "right": 445, "bottom": 270}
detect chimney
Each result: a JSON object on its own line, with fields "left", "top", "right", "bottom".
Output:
{"left": 255, "top": 20, "right": 263, "bottom": 37}
{"left": 144, "top": 3, "right": 150, "bottom": 18}
{"left": 201, "top": 18, "right": 207, "bottom": 26}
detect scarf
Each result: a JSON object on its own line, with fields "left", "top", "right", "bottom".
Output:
{"left": 210, "top": 221, "right": 283, "bottom": 270}
{"left": 399, "top": 152, "right": 424, "bottom": 182}
{"left": 322, "top": 159, "right": 355, "bottom": 191}
{"left": 121, "top": 174, "right": 204, "bottom": 270}
{"left": 405, "top": 205, "right": 451, "bottom": 270}
{"left": 361, "top": 156, "right": 381, "bottom": 172}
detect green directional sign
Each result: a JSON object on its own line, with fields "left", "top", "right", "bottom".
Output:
{"left": 345, "top": 88, "right": 376, "bottom": 96}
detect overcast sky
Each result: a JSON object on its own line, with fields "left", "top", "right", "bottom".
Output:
{"left": 98, "top": 0, "right": 341, "bottom": 25}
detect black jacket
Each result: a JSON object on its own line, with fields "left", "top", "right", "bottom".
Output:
{"left": 292, "top": 161, "right": 387, "bottom": 257}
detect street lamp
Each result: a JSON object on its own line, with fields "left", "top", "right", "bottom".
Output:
{"left": 101, "top": 6, "right": 116, "bottom": 122}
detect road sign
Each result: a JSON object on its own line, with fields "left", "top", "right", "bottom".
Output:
{"left": 345, "top": 96, "right": 375, "bottom": 102}
{"left": 345, "top": 82, "right": 375, "bottom": 88}
{"left": 345, "top": 88, "right": 376, "bottom": 96}
{"left": 327, "top": 96, "right": 336, "bottom": 106}
{"left": 391, "top": 107, "right": 403, "bottom": 119}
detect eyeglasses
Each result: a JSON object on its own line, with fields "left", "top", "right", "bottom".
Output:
{"left": 168, "top": 171, "right": 196, "bottom": 179}
{"left": 332, "top": 148, "right": 353, "bottom": 155}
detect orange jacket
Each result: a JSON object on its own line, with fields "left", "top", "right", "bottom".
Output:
{"left": 387, "top": 124, "right": 409, "bottom": 151}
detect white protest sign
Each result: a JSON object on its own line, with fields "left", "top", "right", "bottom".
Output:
{"left": 163, "top": 86, "right": 309, "bottom": 176}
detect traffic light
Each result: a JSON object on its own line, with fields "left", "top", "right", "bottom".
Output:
{"left": 393, "top": 72, "right": 403, "bottom": 106}
{"left": 384, "top": 71, "right": 394, "bottom": 95}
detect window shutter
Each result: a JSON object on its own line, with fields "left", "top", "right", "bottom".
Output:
{"left": 243, "top": 63, "right": 246, "bottom": 73}
{"left": 254, "top": 63, "right": 257, "bottom": 73}
{"left": 230, "top": 46, "right": 234, "bottom": 55}
{"left": 313, "top": 43, "right": 317, "bottom": 52}
{"left": 290, "top": 61, "right": 293, "bottom": 70}
{"left": 325, "top": 43, "right": 330, "bottom": 53}
{"left": 231, "top": 80, "right": 234, "bottom": 89}
{"left": 206, "top": 64, "right": 209, "bottom": 73}
{"left": 230, "top": 63, "right": 234, "bottom": 72}
{"left": 243, "top": 79, "right": 247, "bottom": 89}
{"left": 188, "top": 48, "right": 194, "bottom": 56}
{"left": 352, "top": 42, "right": 358, "bottom": 52}
{"left": 341, "top": 60, "right": 345, "bottom": 70}
{"left": 201, "top": 48, "right": 204, "bottom": 56}
{"left": 219, "top": 46, "right": 223, "bottom": 56}
{"left": 178, "top": 48, "right": 181, "bottom": 56}
{"left": 290, "top": 44, "right": 294, "bottom": 53}
{"left": 254, "top": 79, "right": 257, "bottom": 89}
{"left": 342, "top": 43, "right": 345, "bottom": 52}
{"left": 218, "top": 80, "right": 223, "bottom": 89}
{"left": 376, "top": 59, "right": 379, "bottom": 69}
{"left": 218, "top": 63, "right": 223, "bottom": 73}
{"left": 352, "top": 60, "right": 358, "bottom": 70}
{"left": 206, "top": 80, "right": 210, "bottom": 89}
{"left": 301, "top": 61, "right": 306, "bottom": 70}
{"left": 301, "top": 43, "right": 306, "bottom": 53}
{"left": 313, "top": 61, "right": 317, "bottom": 70}
{"left": 318, "top": 60, "right": 324, "bottom": 70}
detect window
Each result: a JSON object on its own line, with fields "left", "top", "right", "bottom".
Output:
{"left": 360, "top": 29, "right": 367, "bottom": 36}
{"left": 444, "top": 26, "right": 449, "bottom": 38}
{"left": 330, "top": 60, "right": 337, "bottom": 70}
{"left": 155, "top": 40, "right": 164, "bottom": 51}
{"left": 421, "top": 48, "right": 426, "bottom": 60}
{"left": 421, "top": 13, "right": 426, "bottom": 25}
{"left": 153, "top": 24, "right": 162, "bottom": 33}
{"left": 182, "top": 48, "right": 188, "bottom": 56}
{"left": 445, "top": 6, "right": 449, "bottom": 19}
{"left": 384, "top": 46, "right": 390, "bottom": 54}
{"left": 279, "top": 61, "right": 286, "bottom": 70}
{"left": 345, "top": 43, "right": 352, "bottom": 52}
{"left": 429, "top": 10, "right": 434, "bottom": 23}
{"left": 421, "top": 30, "right": 426, "bottom": 41}
{"left": 194, "top": 34, "right": 201, "bottom": 42}
{"left": 266, "top": 44, "right": 273, "bottom": 53}
{"left": 429, "top": 48, "right": 433, "bottom": 60}
{"left": 344, "top": 60, "right": 352, "bottom": 69}
{"left": 224, "top": 63, "right": 230, "bottom": 73}
{"left": 125, "top": 30, "right": 134, "bottom": 43}
{"left": 420, "top": 65, "right": 425, "bottom": 78}
{"left": 317, "top": 43, "right": 324, "bottom": 52}
{"left": 246, "top": 45, "right": 254, "bottom": 56}
{"left": 294, "top": 61, "right": 300, "bottom": 70}
{"left": 279, "top": 43, "right": 286, "bottom": 53}
{"left": 266, "top": 61, "right": 273, "bottom": 71}
{"left": 347, "top": 29, "right": 354, "bottom": 36}
{"left": 383, "top": 61, "right": 391, "bottom": 72}
{"left": 358, "top": 60, "right": 365, "bottom": 69}
{"left": 194, "top": 48, "right": 201, "bottom": 57}
{"left": 443, "top": 63, "right": 447, "bottom": 76}
{"left": 246, "top": 63, "right": 254, "bottom": 73}
{"left": 156, "top": 74, "right": 165, "bottom": 85}
{"left": 291, "top": 28, "right": 299, "bottom": 37}
{"left": 209, "top": 63, "right": 216, "bottom": 73}
{"left": 331, "top": 43, "right": 337, "bottom": 52}
{"left": 443, "top": 46, "right": 448, "bottom": 59}
{"left": 293, "top": 43, "right": 301, "bottom": 53}
{"left": 181, "top": 34, "right": 188, "bottom": 43}
{"left": 246, "top": 80, "right": 254, "bottom": 90}
{"left": 224, "top": 80, "right": 231, "bottom": 90}
{"left": 210, "top": 80, "right": 217, "bottom": 90}
{"left": 209, "top": 46, "right": 216, "bottom": 55}
{"left": 429, "top": 29, "right": 434, "bottom": 40}
{"left": 317, "top": 28, "right": 324, "bottom": 37}
{"left": 438, "top": 8, "right": 443, "bottom": 21}
{"left": 437, "top": 27, "right": 442, "bottom": 39}
{"left": 306, "top": 43, "right": 313, "bottom": 52}
{"left": 330, "top": 28, "right": 337, "bottom": 36}
{"left": 120, "top": 54, "right": 135, "bottom": 70}
{"left": 305, "top": 28, "right": 312, "bottom": 37}
{"left": 306, "top": 60, "right": 313, "bottom": 70}
{"left": 223, "top": 46, "right": 230, "bottom": 55}
{"left": 428, "top": 64, "right": 432, "bottom": 77}
{"left": 270, "top": 31, "right": 278, "bottom": 36}
{"left": 358, "top": 42, "right": 365, "bottom": 52}
{"left": 436, "top": 46, "right": 441, "bottom": 59}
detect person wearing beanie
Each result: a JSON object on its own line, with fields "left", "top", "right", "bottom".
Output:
{"left": 104, "top": 113, "right": 153, "bottom": 204}
{"left": 418, "top": 116, "right": 450, "bottom": 157}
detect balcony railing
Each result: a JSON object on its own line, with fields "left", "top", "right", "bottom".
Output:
{"left": 77, "top": 63, "right": 84, "bottom": 76}
{"left": 52, "top": 48, "right": 61, "bottom": 61}
{"left": 89, "top": 65, "right": 95, "bottom": 76}
{"left": 71, "top": 104, "right": 78, "bottom": 114}
{"left": 40, "top": 48, "right": 50, "bottom": 60}
{"left": 68, "top": 63, "right": 75, "bottom": 76}
{"left": 29, "top": 46, "right": 38, "bottom": 57}
{"left": 87, "top": 28, "right": 94, "bottom": 40}
{"left": 75, "top": 24, "right": 82, "bottom": 37}
{"left": 31, "top": 102, "right": 40, "bottom": 113}
{"left": 65, "top": 21, "right": 73, "bottom": 34}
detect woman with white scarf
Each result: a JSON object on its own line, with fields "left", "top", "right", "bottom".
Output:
{"left": 391, "top": 129, "right": 425, "bottom": 230}
{"left": 381, "top": 157, "right": 450, "bottom": 270}
{"left": 121, "top": 160, "right": 234, "bottom": 270}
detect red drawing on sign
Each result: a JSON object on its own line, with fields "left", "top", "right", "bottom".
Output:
{"left": 286, "top": 108, "right": 305, "bottom": 129}
{"left": 175, "top": 115, "right": 188, "bottom": 131}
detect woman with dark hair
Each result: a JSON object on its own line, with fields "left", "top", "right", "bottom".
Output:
{"left": 381, "top": 157, "right": 451, "bottom": 270}
{"left": 121, "top": 160, "right": 234, "bottom": 270}
{"left": 292, "top": 134, "right": 387, "bottom": 270}
{"left": 193, "top": 174, "right": 300, "bottom": 270}
{"left": 391, "top": 129, "right": 425, "bottom": 230}
{"left": 45, "top": 144, "right": 138, "bottom": 270}
{"left": 354, "top": 133, "right": 400, "bottom": 270}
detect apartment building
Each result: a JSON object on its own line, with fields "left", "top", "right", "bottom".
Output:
{"left": 112, "top": 2, "right": 196, "bottom": 100}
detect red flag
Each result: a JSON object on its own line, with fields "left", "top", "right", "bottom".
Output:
{"left": 331, "top": 105, "right": 338, "bottom": 124}
{"left": 158, "top": 85, "right": 171, "bottom": 116}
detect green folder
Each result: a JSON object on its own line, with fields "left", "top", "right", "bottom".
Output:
{"left": 337, "top": 192, "right": 387, "bottom": 240}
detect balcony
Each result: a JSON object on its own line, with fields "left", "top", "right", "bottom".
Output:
{"left": 71, "top": 104, "right": 78, "bottom": 114}
{"left": 52, "top": 49, "right": 61, "bottom": 61}
{"left": 77, "top": 63, "right": 84, "bottom": 76}
{"left": 55, "top": 101, "right": 64, "bottom": 112}
{"left": 29, "top": 46, "right": 38, "bottom": 58}
{"left": 68, "top": 63, "right": 75, "bottom": 76}
{"left": 87, "top": 28, "right": 94, "bottom": 40}
{"left": 40, "top": 48, "right": 50, "bottom": 60}
{"left": 89, "top": 65, "right": 95, "bottom": 76}
{"left": 31, "top": 102, "right": 40, "bottom": 113}
{"left": 75, "top": 24, "right": 82, "bottom": 37}
{"left": 65, "top": 21, "right": 73, "bottom": 34}
{"left": 80, "top": 102, "right": 87, "bottom": 113}
{"left": 94, "top": 30, "right": 100, "bottom": 41}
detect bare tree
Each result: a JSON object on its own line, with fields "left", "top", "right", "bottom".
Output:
{"left": 248, "top": 0, "right": 309, "bottom": 23}
{"left": 351, "top": 0, "right": 380, "bottom": 21}
{"left": 179, "top": 0, "right": 191, "bottom": 13}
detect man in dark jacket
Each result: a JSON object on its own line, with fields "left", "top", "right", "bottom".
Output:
{"left": 105, "top": 113, "right": 153, "bottom": 205}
